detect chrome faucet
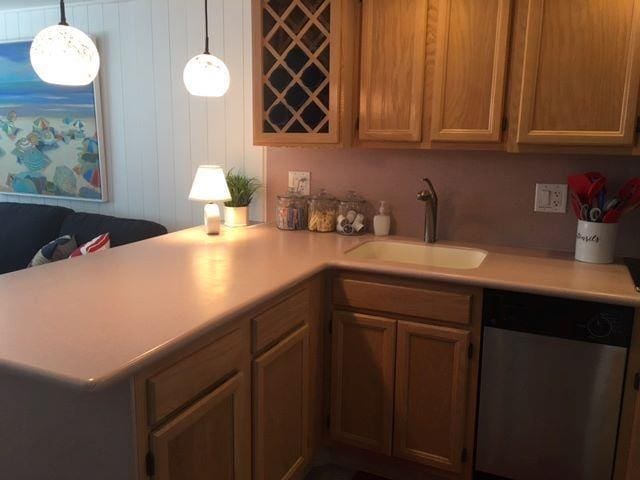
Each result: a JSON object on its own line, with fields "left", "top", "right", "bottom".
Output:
{"left": 417, "top": 178, "right": 438, "bottom": 243}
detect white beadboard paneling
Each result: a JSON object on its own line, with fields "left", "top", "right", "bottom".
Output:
{"left": 150, "top": 0, "right": 176, "bottom": 231}
{"left": 0, "top": 0, "right": 265, "bottom": 230}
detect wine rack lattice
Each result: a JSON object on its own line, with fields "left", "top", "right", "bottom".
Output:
{"left": 261, "top": 0, "right": 332, "bottom": 134}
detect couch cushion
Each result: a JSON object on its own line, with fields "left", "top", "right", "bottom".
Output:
{"left": 0, "top": 203, "right": 73, "bottom": 274}
{"left": 59, "top": 212, "right": 167, "bottom": 247}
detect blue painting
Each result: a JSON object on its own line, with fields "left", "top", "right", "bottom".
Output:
{"left": 0, "top": 40, "right": 106, "bottom": 201}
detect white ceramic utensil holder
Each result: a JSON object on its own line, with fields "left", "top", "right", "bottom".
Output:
{"left": 575, "top": 220, "right": 619, "bottom": 264}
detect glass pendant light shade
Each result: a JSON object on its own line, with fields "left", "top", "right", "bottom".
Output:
{"left": 183, "top": 54, "right": 230, "bottom": 97}
{"left": 184, "top": 0, "right": 230, "bottom": 97}
{"left": 30, "top": 1, "right": 100, "bottom": 87}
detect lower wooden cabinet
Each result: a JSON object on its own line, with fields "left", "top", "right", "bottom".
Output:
{"left": 329, "top": 310, "right": 396, "bottom": 455}
{"left": 393, "top": 321, "right": 470, "bottom": 473}
{"left": 329, "top": 274, "right": 481, "bottom": 479}
{"left": 329, "top": 311, "right": 472, "bottom": 475}
{"left": 150, "top": 373, "right": 248, "bottom": 480}
{"left": 253, "top": 325, "right": 311, "bottom": 480}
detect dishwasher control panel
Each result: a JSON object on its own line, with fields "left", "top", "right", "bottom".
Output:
{"left": 483, "top": 289, "right": 634, "bottom": 347}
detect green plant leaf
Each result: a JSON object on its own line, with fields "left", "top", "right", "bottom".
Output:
{"left": 224, "top": 168, "right": 262, "bottom": 207}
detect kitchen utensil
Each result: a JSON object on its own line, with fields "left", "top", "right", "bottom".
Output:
{"left": 603, "top": 198, "right": 620, "bottom": 212}
{"left": 623, "top": 258, "right": 640, "bottom": 293}
{"left": 603, "top": 178, "right": 640, "bottom": 223}
{"left": 568, "top": 174, "right": 592, "bottom": 204}
{"left": 583, "top": 172, "right": 607, "bottom": 209}
{"left": 589, "top": 207, "right": 602, "bottom": 222}
{"left": 571, "top": 192, "right": 584, "bottom": 219}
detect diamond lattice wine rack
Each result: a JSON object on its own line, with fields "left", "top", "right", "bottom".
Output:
{"left": 253, "top": 0, "right": 341, "bottom": 145}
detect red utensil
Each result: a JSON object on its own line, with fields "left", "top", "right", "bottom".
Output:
{"left": 603, "top": 178, "right": 640, "bottom": 223}
{"left": 570, "top": 192, "right": 584, "bottom": 219}
{"left": 568, "top": 174, "right": 592, "bottom": 204}
{"left": 583, "top": 171, "right": 607, "bottom": 206}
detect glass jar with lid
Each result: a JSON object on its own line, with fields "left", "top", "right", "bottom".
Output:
{"left": 337, "top": 191, "right": 367, "bottom": 235}
{"left": 308, "top": 189, "right": 338, "bottom": 232}
{"left": 276, "top": 189, "right": 308, "bottom": 230}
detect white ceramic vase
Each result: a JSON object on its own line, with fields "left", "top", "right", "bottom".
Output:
{"left": 224, "top": 206, "right": 249, "bottom": 227}
{"left": 574, "top": 220, "right": 619, "bottom": 264}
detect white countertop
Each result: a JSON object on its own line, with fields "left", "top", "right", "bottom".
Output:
{"left": 0, "top": 224, "right": 637, "bottom": 389}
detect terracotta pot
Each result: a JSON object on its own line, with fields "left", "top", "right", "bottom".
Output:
{"left": 224, "top": 206, "right": 249, "bottom": 227}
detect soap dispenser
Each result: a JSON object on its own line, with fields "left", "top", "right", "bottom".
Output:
{"left": 373, "top": 201, "right": 391, "bottom": 236}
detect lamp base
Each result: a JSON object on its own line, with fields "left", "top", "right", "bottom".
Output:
{"left": 203, "top": 203, "right": 221, "bottom": 235}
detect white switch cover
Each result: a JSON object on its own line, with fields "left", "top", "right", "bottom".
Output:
{"left": 534, "top": 183, "right": 568, "bottom": 213}
{"left": 288, "top": 171, "right": 310, "bottom": 196}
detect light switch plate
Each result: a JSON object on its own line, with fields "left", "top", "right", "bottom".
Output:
{"left": 288, "top": 171, "right": 310, "bottom": 196}
{"left": 534, "top": 183, "right": 568, "bottom": 213}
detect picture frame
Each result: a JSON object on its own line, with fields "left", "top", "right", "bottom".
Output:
{"left": 0, "top": 38, "right": 108, "bottom": 202}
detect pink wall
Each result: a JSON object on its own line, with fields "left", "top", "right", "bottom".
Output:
{"left": 266, "top": 148, "right": 640, "bottom": 257}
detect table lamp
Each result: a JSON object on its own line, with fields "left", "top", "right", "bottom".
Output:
{"left": 189, "top": 165, "right": 231, "bottom": 235}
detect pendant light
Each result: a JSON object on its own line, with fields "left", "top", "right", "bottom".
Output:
{"left": 30, "top": 0, "right": 100, "bottom": 87}
{"left": 183, "top": 0, "right": 230, "bottom": 97}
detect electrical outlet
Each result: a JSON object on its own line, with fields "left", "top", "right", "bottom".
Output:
{"left": 534, "top": 183, "right": 568, "bottom": 213}
{"left": 288, "top": 171, "right": 310, "bottom": 196}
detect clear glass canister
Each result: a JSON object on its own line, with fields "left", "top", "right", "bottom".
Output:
{"left": 308, "top": 189, "right": 338, "bottom": 232}
{"left": 337, "top": 191, "right": 367, "bottom": 236}
{"left": 276, "top": 189, "right": 308, "bottom": 230}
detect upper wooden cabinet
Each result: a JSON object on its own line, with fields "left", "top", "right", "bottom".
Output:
{"left": 252, "top": 0, "right": 343, "bottom": 145}
{"left": 430, "top": 0, "right": 512, "bottom": 143}
{"left": 358, "top": 0, "right": 429, "bottom": 142}
{"left": 514, "top": 0, "right": 640, "bottom": 146}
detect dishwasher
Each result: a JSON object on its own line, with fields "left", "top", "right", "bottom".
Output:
{"left": 475, "top": 290, "right": 634, "bottom": 480}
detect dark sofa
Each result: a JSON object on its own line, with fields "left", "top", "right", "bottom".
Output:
{"left": 0, "top": 202, "right": 167, "bottom": 274}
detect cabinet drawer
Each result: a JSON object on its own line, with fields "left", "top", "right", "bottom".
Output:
{"left": 333, "top": 276, "right": 473, "bottom": 325}
{"left": 147, "top": 327, "right": 245, "bottom": 425}
{"left": 252, "top": 287, "right": 310, "bottom": 354}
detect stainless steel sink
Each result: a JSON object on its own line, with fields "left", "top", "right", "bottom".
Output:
{"left": 345, "top": 241, "right": 488, "bottom": 269}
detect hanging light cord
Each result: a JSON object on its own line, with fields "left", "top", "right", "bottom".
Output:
{"left": 59, "top": 0, "right": 68, "bottom": 26}
{"left": 204, "top": 0, "right": 210, "bottom": 54}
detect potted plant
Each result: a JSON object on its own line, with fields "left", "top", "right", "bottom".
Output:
{"left": 224, "top": 169, "right": 261, "bottom": 227}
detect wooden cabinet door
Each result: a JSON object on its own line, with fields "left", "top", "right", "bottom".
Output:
{"left": 358, "top": 0, "right": 428, "bottom": 142}
{"left": 253, "top": 326, "right": 310, "bottom": 480}
{"left": 330, "top": 310, "right": 396, "bottom": 454}
{"left": 516, "top": 0, "right": 640, "bottom": 146}
{"left": 430, "top": 0, "right": 512, "bottom": 143}
{"left": 150, "top": 373, "right": 249, "bottom": 480}
{"left": 393, "top": 321, "right": 470, "bottom": 473}
{"left": 252, "top": 0, "right": 342, "bottom": 145}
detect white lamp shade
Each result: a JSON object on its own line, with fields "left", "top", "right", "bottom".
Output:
{"left": 30, "top": 24, "right": 100, "bottom": 86}
{"left": 189, "top": 165, "right": 231, "bottom": 202}
{"left": 183, "top": 54, "right": 230, "bottom": 97}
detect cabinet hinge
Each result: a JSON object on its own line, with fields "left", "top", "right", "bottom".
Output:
{"left": 636, "top": 117, "right": 640, "bottom": 133}
{"left": 502, "top": 117, "right": 508, "bottom": 132}
{"left": 634, "top": 372, "right": 640, "bottom": 391}
{"left": 468, "top": 342, "right": 474, "bottom": 359}
{"left": 145, "top": 451, "right": 155, "bottom": 477}
{"left": 461, "top": 447, "right": 468, "bottom": 463}
{"left": 355, "top": 116, "right": 360, "bottom": 131}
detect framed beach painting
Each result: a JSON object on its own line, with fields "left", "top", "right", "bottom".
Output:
{"left": 0, "top": 39, "right": 107, "bottom": 202}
